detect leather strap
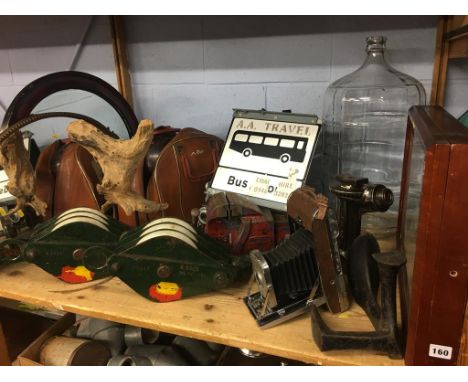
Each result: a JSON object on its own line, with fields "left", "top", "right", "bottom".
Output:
{"left": 34, "top": 140, "right": 63, "bottom": 220}
{"left": 231, "top": 217, "right": 252, "bottom": 254}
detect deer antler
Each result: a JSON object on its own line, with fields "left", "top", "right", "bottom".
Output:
{"left": 67, "top": 119, "right": 168, "bottom": 216}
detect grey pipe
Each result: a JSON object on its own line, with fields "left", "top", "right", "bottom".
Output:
{"left": 125, "top": 345, "right": 189, "bottom": 366}
{"left": 76, "top": 318, "right": 125, "bottom": 356}
{"left": 206, "top": 341, "right": 225, "bottom": 353}
{"left": 124, "top": 325, "right": 160, "bottom": 347}
{"left": 172, "top": 336, "right": 220, "bottom": 366}
{"left": 107, "top": 355, "right": 152, "bottom": 366}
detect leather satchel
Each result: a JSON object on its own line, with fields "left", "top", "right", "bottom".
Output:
{"left": 35, "top": 140, "right": 104, "bottom": 220}
{"left": 144, "top": 125, "right": 180, "bottom": 185}
{"left": 147, "top": 128, "right": 223, "bottom": 222}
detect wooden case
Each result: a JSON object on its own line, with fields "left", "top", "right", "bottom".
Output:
{"left": 398, "top": 106, "right": 468, "bottom": 365}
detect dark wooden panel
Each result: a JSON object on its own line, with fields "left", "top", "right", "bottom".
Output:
{"left": 404, "top": 143, "right": 450, "bottom": 365}
{"left": 403, "top": 107, "right": 468, "bottom": 365}
{"left": 426, "top": 143, "right": 468, "bottom": 364}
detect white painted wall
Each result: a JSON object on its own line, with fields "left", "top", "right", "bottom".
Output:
{"left": 446, "top": 59, "right": 468, "bottom": 118}
{"left": 0, "top": 15, "right": 466, "bottom": 147}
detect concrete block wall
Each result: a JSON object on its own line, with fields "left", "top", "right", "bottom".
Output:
{"left": 446, "top": 59, "right": 468, "bottom": 118}
{"left": 126, "top": 16, "right": 442, "bottom": 139}
{"left": 0, "top": 15, "right": 466, "bottom": 146}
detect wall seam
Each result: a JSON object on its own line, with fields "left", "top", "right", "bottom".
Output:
{"left": 201, "top": 16, "right": 206, "bottom": 85}
{"left": 328, "top": 32, "right": 333, "bottom": 83}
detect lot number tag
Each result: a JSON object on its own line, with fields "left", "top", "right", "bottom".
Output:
{"left": 428, "top": 344, "right": 452, "bottom": 360}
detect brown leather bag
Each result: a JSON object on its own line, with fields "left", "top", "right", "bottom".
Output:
{"left": 33, "top": 126, "right": 183, "bottom": 226}
{"left": 35, "top": 141, "right": 104, "bottom": 220}
{"left": 1, "top": 71, "right": 140, "bottom": 225}
{"left": 147, "top": 128, "right": 223, "bottom": 222}
{"left": 114, "top": 161, "right": 148, "bottom": 227}
{"left": 113, "top": 126, "right": 182, "bottom": 227}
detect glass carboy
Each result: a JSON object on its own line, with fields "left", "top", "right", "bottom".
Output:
{"left": 322, "top": 36, "right": 426, "bottom": 239}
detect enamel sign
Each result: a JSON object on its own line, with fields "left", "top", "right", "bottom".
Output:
{"left": 211, "top": 110, "right": 320, "bottom": 211}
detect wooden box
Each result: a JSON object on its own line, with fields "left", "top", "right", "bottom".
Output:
{"left": 13, "top": 313, "right": 75, "bottom": 366}
{"left": 0, "top": 305, "right": 57, "bottom": 365}
{"left": 398, "top": 106, "right": 468, "bottom": 365}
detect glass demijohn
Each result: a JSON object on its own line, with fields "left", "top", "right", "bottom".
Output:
{"left": 321, "top": 36, "right": 426, "bottom": 238}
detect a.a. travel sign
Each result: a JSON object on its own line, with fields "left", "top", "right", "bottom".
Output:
{"left": 211, "top": 109, "right": 321, "bottom": 211}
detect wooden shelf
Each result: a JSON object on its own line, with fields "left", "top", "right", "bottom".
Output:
{"left": 431, "top": 15, "right": 468, "bottom": 105}
{"left": 448, "top": 34, "right": 468, "bottom": 59}
{"left": 0, "top": 262, "right": 403, "bottom": 366}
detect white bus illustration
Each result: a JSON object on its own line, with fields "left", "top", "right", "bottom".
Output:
{"left": 229, "top": 131, "right": 308, "bottom": 163}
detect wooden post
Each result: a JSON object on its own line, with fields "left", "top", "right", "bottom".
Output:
{"left": 109, "top": 16, "right": 134, "bottom": 108}
{"left": 430, "top": 16, "right": 450, "bottom": 106}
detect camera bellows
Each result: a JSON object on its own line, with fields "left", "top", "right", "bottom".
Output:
{"left": 263, "top": 229, "right": 318, "bottom": 303}
{"left": 245, "top": 228, "right": 320, "bottom": 328}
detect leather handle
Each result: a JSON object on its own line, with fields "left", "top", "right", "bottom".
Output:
{"left": 154, "top": 126, "right": 181, "bottom": 136}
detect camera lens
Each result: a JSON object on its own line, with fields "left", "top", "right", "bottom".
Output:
{"left": 363, "top": 184, "right": 393, "bottom": 211}
{"left": 373, "top": 185, "right": 394, "bottom": 210}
